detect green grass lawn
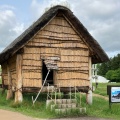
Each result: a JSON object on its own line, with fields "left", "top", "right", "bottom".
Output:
{"left": 93, "top": 83, "right": 120, "bottom": 96}
{"left": 0, "top": 88, "right": 120, "bottom": 120}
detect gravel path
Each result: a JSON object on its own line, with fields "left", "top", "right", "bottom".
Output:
{"left": 0, "top": 109, "right": 112, "bottom": 120}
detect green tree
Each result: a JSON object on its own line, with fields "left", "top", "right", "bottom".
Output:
{"left": 114, "top": 69, "right": 120, "bottom": 82}
{"left": 105, "top": 70, "right": 114, "bottom": 81}
{"left": 97, "top": 53, "right": 120, "bottom": 78}
{"left": 105, "top": 68, "right": 120, "bottom": 82}
{"left": 111, "top": 54, "right": 120, "bottom": 70}
{"left": 97, "top": 62, "right": 109, "bottom": 76}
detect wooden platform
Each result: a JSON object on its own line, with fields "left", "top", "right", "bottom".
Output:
{"left": 22, "top": 86, "right": 89, "bottom": 93}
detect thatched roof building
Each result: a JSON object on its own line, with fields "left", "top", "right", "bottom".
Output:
{"left": 0, "top": 5, "right": 109, "bottom": 102}
{"left": 0, "top": 5, "right": 108, "bottom": 64}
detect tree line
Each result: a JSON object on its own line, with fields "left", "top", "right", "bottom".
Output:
{"left": 97, "top": 54, "right": 120, "bottom": 82}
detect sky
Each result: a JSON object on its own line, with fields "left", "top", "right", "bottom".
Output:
{"left": 0, "top": 0, "right": 120, "bottom": 58}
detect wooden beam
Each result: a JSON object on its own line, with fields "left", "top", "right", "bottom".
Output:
{"left": 6, "top": 64, "right": 13, "bottom": 100}
{"left": 15, "top": 54, "right": 23, "bottom": 103}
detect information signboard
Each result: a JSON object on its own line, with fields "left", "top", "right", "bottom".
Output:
{"left": 111, "top": 87, "right": 120, "bottom": 103}
{"left": 107, "top": 85, "right": 120, "bottom": 108}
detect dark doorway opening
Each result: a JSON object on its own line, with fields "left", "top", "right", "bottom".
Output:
{"left": 42, "top": 61, "right": 54, "bottom": 85}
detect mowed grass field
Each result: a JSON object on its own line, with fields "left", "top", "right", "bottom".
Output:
{"left": 93, "top": 83, "right": 120, "bottom": 96}
{"left": 0, "top": 83, "right": 120, "bottom": 119}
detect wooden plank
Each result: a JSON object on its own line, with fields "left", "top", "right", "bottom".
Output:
{"left": 58, "top": 62, "right": 88, "bottom": 68}
{"left": 57, "top": 71, "right": 88, "bottom": 80}
{"left": 61, "top": 42, "right": 88, "bottom": 48}
{"left": 22, "top": 59, "right": 42, "bottom": 66}
{"left": 60, "top": 49, "right": 89, "bottom": 56}
{"left": 40, "top": 47, "right": 60, "bottom": 54}
{"left": 27, "top": 42, "right": 60, "bottom": 47}
{"left": 58, "top": 70, "right": 88, "bottom": 74}
{"left": 40, "top": 54, "right": 60, "bottom": 59}
{"left": 22, "top": 65, "right": 41, "bottom": 70}
{"left": 55, "top": 80, "right": 89, "bottom": 87}
{"left": 23, "top": 53, "right": 40, "bottom": 60}
{"left": 58, "top": 67, "right": 89, "bottom": 71}
{"left": 60, "top": 56, "right": 89, "bottom": 62}
{"left": 43, "top": 24, "right": 77, "bottom": 35}
{"left": 33, "top": 38, "right": 60, "bottom": 44}
{"left": 36, "top": 35, "right": 81, "bottom": 41}
{"left": 39, "top": 30, "right": 80, "bottom": 40}
{"left": 23, "top": 79, "right": 42, "bottom": 87}
{"left": 24, "top": 47, "right": 41, "bottom": 54}
{"left": 23, "top": 71, "right": 42, "bottom": 79}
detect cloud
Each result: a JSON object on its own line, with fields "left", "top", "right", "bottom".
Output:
{"left": 1, "top": 0, "right": 120, "bottom": 58}
{"left": 0, "top": 5, "right": 15, "bottom": 10}
{"left": 70, "top": 0, "right": 120, "bottom": 57}
{"left": 0, "top": 5, "right": 25, "bottom": 52}
{"left": 30, "top": 0, "right": 70, "bottom": 20}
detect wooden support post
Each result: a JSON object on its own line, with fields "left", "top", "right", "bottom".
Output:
{"left": 1, "top": 73, "right": 5, "bottom": 94}
{"left": 80, "top": 92, "right": 81, "bottom": 106}
{"left": 55, "top": 89, "right": 56, "bottom": 105}
{"left": 6, "top": 65, "right": 13, "bottom": 100}
{"left": 75, "top": 86, "right": 76, "bottom": 99}
{"left": 86, "top": 57, "right": 92, "bottom": 105}
{"left": 15, "top": 54, "right": 23, "bottom": 103}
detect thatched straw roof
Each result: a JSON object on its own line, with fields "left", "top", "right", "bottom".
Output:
{"left": 0, "top": 5, "right": 109, "bottom": 64}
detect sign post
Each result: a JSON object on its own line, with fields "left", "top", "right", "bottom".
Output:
{"left": 107, "top": 85, "right": 120, "bottom": 109}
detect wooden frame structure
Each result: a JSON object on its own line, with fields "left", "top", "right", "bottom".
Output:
{"left": 0, "top": 5, "right": 109, "bottom": 103}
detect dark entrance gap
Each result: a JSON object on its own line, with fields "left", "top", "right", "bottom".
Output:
{"left": 42, "top": 61, "right": 53, "bottom": 85}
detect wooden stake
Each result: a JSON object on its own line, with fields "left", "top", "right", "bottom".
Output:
{"left": 6, "top": 64, "right": 13, "bottom": 100}
{"left": 15, "top": 54, "right": 23, "bottom": 103}
{"left": 80, "top": 92, "right": 81, "bottom": 106}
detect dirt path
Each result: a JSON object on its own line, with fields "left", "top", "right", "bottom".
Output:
{"left": 93, "top": 93, "right": 109, "bottom": 100}
{"left": 0, "top": 109, "right": 43, "bottom": 120}
{"left": 0, "top": 109, "right": 112, "bottom": 120}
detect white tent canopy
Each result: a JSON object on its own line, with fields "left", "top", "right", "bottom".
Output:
{"left": 92, "top": 75, "right": 109, "bottom": 83}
